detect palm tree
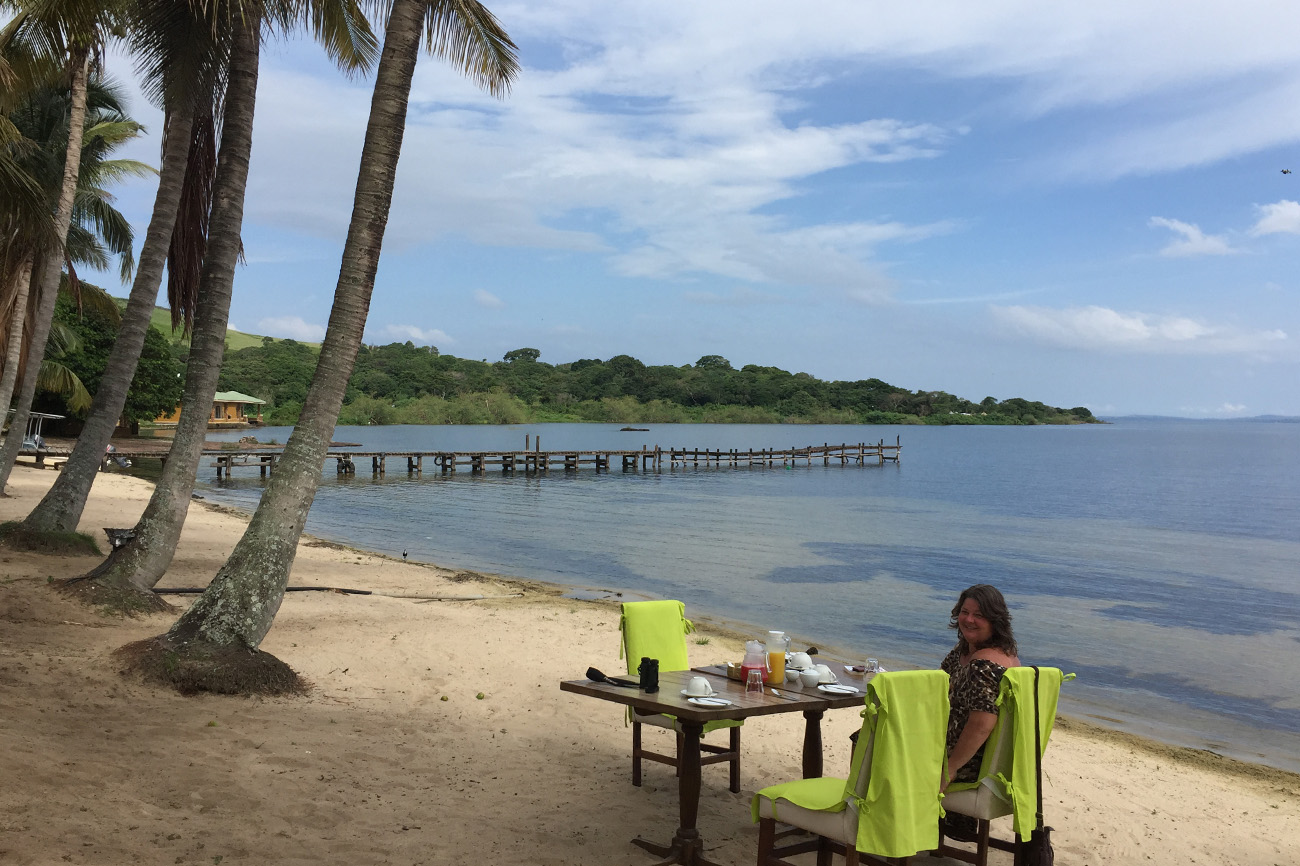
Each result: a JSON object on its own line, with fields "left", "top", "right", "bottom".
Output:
{"left": 120, "top": 0, "right": 516, "bottom": 691}
{"left": 0, "top": 76, "right": 145, "bottom": 445}
{"left": 15, "top": 0, "right": 229, "bottom": 531}
{"left": 0, "top": 0, "right": 123, "bottom": 490}
{"left": 65, "top": 0, "right": 376, "bottom": 607}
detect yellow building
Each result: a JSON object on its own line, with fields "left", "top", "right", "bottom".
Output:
{"left": 154, "top": 391, "right": 266, "bottom": 429}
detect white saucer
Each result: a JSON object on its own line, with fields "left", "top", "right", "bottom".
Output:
{"left": 817, "top": 683, "right": 858, "bottom": 695}
{"left": 681, "top": 689, "right": 717, "bottom": 698}
{"left": 687, "top": 696, "right": 733, "bottom": 707}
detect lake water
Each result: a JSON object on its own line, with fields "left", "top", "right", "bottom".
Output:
{"left": 195, "top": 419, "right": 1300, "bottom": 772}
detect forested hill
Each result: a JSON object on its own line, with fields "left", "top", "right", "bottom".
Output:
{"left": 215, "top": 340, "right": 1097, "bottom": 427}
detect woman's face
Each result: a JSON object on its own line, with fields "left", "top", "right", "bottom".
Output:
{"left": 957, "top": 597, "right": 993, "bottom": 649}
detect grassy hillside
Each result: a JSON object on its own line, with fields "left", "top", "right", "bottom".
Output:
{"left": 147, "top": 306, "right": 313, "bottom": 352}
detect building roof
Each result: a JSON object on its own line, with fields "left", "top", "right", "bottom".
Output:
{"left": 212, "top": 391, "right": 266, "bottom": 405}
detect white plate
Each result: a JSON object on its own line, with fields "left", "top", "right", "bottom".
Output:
{"left": 681, "top": 689, "right": 717, "bottom": 698}
{"left": 687, "top": 697, "right": 733, "bottom": 707}
{"left": 844, "top": 664, "right": 888, "bottom": 674}
{"left": 818, "top": 684, "right": 859, "bottom": 695}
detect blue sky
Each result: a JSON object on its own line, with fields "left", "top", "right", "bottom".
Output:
{"left": 101, "top": 1, "right": 1300, "bottom": 417}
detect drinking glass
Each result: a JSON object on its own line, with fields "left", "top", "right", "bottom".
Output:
{"left": 864, "top": 658, "right": 880, "bottom": 675}
{"left": 746, "top": 669, "right": 764, "bottom": 694}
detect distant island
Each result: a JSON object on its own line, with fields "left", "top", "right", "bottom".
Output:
{"left": 210, "top": 341, "right": 1098, "bottom": 427}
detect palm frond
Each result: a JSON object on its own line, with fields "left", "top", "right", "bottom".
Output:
{"left": 55, "top": 274, "right": 121, "bottom": 325}
{"left": 45, "top": 319, "right": 82, "bottom": 356}
{"left": 37, "top": 358, "right": 93, "bottom": 414}
{"left": 81, "top": 118, "right": 147, "bottom": 150}
{"left": 64, "top": 222, "right": 111, "bottom": 271}
{"left": 305, "top": 0, "right": 380, "bottom": 76}
{"left": 424, "top": 0, "right": 518, "bottom": 98}
{"left": 71, "top": 192, "right": 135, "bottom": 280}
{"left": 167, "top": 106, "right": 216, "bottom": 338}
{"left": 81, "top": 156, "right": 155, "bottom": 185}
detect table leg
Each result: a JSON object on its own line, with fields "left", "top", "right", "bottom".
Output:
{"left": 630, "top": 720, "right": 721, "bottom": 866}
{"left": 802, "top": 709, "right": 825, "bottom": 778}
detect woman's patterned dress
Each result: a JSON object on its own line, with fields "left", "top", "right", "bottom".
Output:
{"left": 940, "top": 645, "right": 1007, "bottom": 783}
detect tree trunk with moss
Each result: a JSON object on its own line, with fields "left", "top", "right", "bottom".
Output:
{"left": 23, "top": 111, "right": 195, "bottom": 533}
{"left": 0, "top": 51, "right": 90, "bottom": 494}
{"left": 66, "top": 22, "right": 258, "bottom": 610}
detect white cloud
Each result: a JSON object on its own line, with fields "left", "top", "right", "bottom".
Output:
{"left": 257, "top": 316, "right": 326, "bottom": 342}
{"left": 473, "top": 289, "right": 505, "bottom": 309}
{"left": 1215, "top": 403, "right": 1248, "bottom": 414}
{"left": 1250, "top": 199, "right": 1300, "bottom": 235}
{"left": 374, "top": 324, "right": 454, "bottom": 346}
{"left": 1149, "top": 217, "right": 1236, "bottom": 257}
{"left": 210, "top": 1, "right": 1300, "bottom": 309}
{"left": 991, "top": 305, "right": 1287, "bottom": 354}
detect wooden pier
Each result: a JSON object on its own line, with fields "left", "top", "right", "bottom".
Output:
{"left": 204, "top": 439, "right": 901, "bottom": 478}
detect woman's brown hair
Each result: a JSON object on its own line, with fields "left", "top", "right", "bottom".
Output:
{"left": 948, "top": 583, "right": 1018, "bottom": 656}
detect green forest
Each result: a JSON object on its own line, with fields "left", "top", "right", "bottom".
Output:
{"left": 40, "top": 305, "right": 1096, "bottom": 427}
{"left": 210, "top": 338, "right": 1097, "bottom": 427}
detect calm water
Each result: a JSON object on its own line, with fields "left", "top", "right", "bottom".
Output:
{"left": 196, "top": 420, "right": 1300, "bottom": 772}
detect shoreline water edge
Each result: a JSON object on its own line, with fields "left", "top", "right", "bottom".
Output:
{"left": 183, "top": 421, "right": 1300, "bottom": 777}
{"left": 1, "top": 466, "right": 1297, "bottom": 866}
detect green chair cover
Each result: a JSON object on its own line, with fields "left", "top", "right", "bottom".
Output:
{"left": 752, "top": 669, "right": 950, "bottom": 859}
{"left": 619, "top": 600, "right": 740, "bottom": 735}
{"left": 954, "top": 666, "right": 1071, "bottom": 842}
{"left": 620, "top": 600, "right": 693, "bottom": 672}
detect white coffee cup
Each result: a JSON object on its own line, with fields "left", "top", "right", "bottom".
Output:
{"left": 789, "top": 651, "right": 812, "bottom": 670}
{"left": 785, "top": 667, "right": 800, "bottom": 683}
{"left": 686, "top": 676, "right": 713, "bottom": 696}
{"left": 799, "top": 669, "right": 821, "bottom": 687}
{"left": 815, "top": 664, "right": 835, "bottom": 684}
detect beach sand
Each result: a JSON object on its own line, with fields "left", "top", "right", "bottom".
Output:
{"left": 0, "top": 467, "right": 1296, "bottom": 865}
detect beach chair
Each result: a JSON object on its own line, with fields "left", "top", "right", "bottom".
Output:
{"left": 620, "top": 600, "right": 743, "bottom": 793}
{"left": 936, "top": 666, "right": 1071, "bottom": 866}
{"left": 753, "top": 669, "right": 950, "bottom": 865}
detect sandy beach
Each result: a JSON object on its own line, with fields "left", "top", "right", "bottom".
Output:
{"left": 0, "top": 466, "right": 1296, "bottom": 866}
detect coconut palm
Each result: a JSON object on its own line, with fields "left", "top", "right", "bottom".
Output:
{"left": 0, "top": 77, "right": 145, "bottom": 442}
{"left": 121, "top": 0, "right": 516, "bottom": 691}
{"left": 0, "top": 0, "right": 125, "bottom": 490}
{"left": 17, "top": 0, "right": 232, "bottom": 532}
{"left": 65, "top": 0, "right": 376, "bottom": 606}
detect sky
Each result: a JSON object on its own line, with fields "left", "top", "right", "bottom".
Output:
{"left": 97, "top": 1, "right": 1300, "bottom": 417}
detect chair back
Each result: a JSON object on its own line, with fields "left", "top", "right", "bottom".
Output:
{"left": 620, "top": 600, "right": 694, "bottom": 675}
{"left": 842, "top": 669, "right": 950, "bottom": 857}
{"left": 969, "top": 689, "right": 1016, "bottom": 800}
{"left": 996, "top": 666, "right": 1069, "bottom": 841}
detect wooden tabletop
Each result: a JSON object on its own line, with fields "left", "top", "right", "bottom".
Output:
{"left": 560, "top": 666, "right": 869, "bottom": 722}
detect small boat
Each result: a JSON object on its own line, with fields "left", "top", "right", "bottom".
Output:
{"left": 619, "top": 426, "right": 649, "bottom": 432}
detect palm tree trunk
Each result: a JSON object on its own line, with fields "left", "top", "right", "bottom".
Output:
{"left": 71, "top": 19, "right": 259, "bottom": 600}
{"left": 23, "top": 111, "right": 195, "bottom": 532}
{"left": 166, "top": 0, "right": 425, "bottom": 651}
{"left": 0, "top": 50, "right": 91, "bottom": 494}
{"left": 0, "top": 257, "right": 33, "bottom": 415}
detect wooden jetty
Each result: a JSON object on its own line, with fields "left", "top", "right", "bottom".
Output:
{"left": 204, "top": 438, "right": 901, "bottom": 478}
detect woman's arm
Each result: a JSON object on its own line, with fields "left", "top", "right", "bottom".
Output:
{"left": 945, "top": 709, "right": 997, "bottom": 788}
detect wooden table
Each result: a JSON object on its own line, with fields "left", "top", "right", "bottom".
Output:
{"left": 560, "top": 665, "right": 868, "bottom": 866}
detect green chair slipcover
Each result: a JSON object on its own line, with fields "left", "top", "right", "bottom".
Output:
{"left": 938, "top": 666, "right": 1073, "bottom": 866}
{"left": 619, "top": 600, "right": 743, "bottom": 793}
{"left": 752, "top": 669, "right": 950, "bottom": 864}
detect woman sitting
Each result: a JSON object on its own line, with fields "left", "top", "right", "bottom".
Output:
{"left": 941, "top": 584, "right": 1020, "bottom": 790}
